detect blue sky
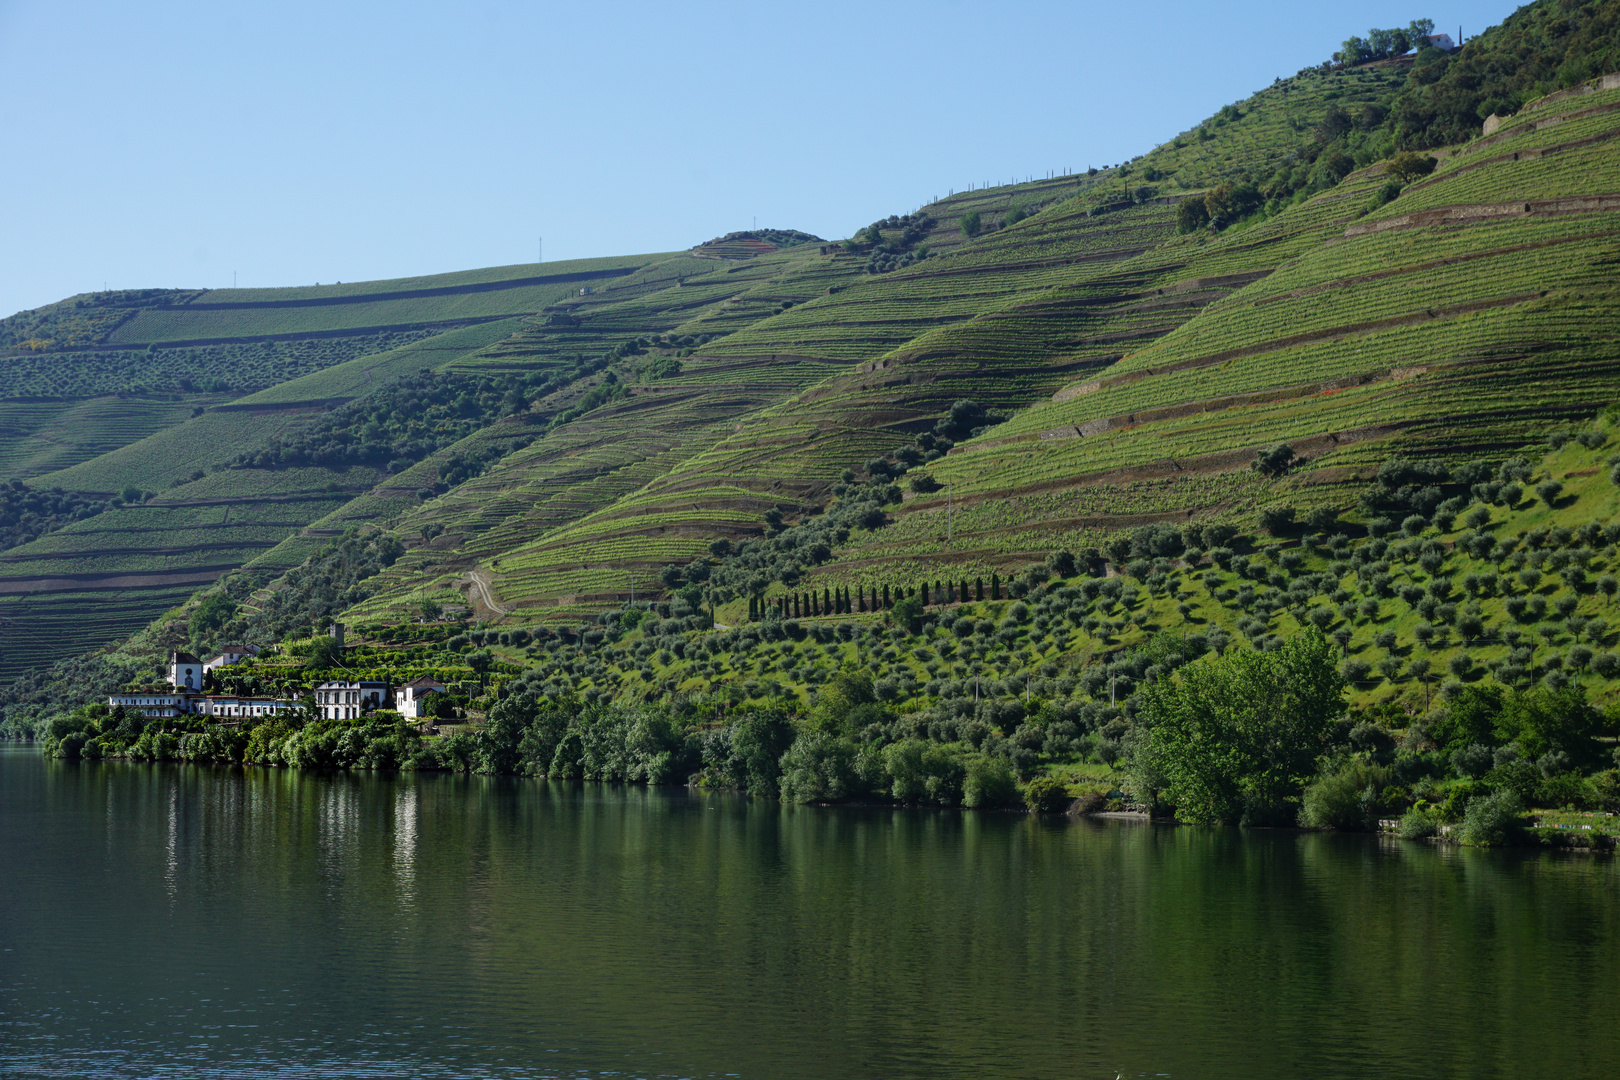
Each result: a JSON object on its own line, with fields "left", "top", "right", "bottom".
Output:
{"left": 1, "top": 0, "right": 1514, "bottom": 316}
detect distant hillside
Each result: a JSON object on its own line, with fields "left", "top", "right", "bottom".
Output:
{"left": 3, "top": 0, "right": 1620, "bottom": 705}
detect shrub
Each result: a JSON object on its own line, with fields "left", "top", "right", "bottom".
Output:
{"left": 1175, "top": 196, "right": 1210, "bottom": 233}
{"left": 963, "top": 755, "right": 1019, "bottom": 808}
{"left": 778, "top": 733, "right": 862, "bottom": 803}
{"left": 1023, "top": 775, "right": 1070, "bottom": 813}
{"left": 1396, "top": 806, "right": 1440, "bottom": 839}
{"left": 1460, "top": 789, "right": 1524, "bottom": 846}
{"left": 1300, "top": 761, "right": 1390, "bottom": 829}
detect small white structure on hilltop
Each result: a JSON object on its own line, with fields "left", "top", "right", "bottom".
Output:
{"left": 168, "top": 651, "right": 203, "bottom": 690}
{"left": 314, "top": 680, "right": 392, "bottom": 721}
{"left": 1425, "top": 33, "right": 1457, "bottom": 51}
{"left": 395, "top": 677, "right": 447, "bottom": 720}
{"left": 203, "top": 644, "right": 260, "bottom": 673}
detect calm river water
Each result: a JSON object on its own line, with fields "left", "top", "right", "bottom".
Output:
{"left": 2, "top": 744, "right": 1618, "bottom": 1079}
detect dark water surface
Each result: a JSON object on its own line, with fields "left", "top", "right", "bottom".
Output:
{"left": 3, "top": 746, "right": 1619, "bottom": 1079}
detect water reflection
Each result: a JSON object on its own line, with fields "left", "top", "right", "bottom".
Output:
{"left": 1, "top": 747, "right": 1617, "bottom": 1080}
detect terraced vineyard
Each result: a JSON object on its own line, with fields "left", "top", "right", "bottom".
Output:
{"left": 6, "top": 0, "right": 1620, "bottom": 710}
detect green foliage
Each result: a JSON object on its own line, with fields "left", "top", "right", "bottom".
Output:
{"left": 1022, "top": 774, "right": 1070, "bottom": 813}
{"left": 1176, "top": 196, "right": 1211, "bottom": 233}
{"left": 883, "top": 739, "right": 965, "bottom": 805}
{"left": 778, "top": 732, "right": 864, "bottom": 803}
{"left": 963, "top": 755, "right": 1019, "bottom": 808}
{"left": 1386, "top": 150, "right": 1438, "bottom": 183}
{"left": 220, "top": 530, "right": 404, "bottom": 645}
{"left": 959, "top": 210, "right": 981, "bottom": 238}
{"left": 1388, "top": 1, "right": 1620, "bottom": 147}
{"left": 1494, "top": 685, "right": 1606, "bottom": 763}
{"left": 226, "top": 368, "right": 548, "bottom": 474}
{"left": 0, "top": 481, "right": 111, "bottom": 553}
{"left": 1460, "top": 788, "right": 1525, "bottom": 846}
{"left": 1300, "top": 760, "right": 1392, "bottom": 829}
{"left": 1136, "top": 631, "right": 1345, "bottom": 824}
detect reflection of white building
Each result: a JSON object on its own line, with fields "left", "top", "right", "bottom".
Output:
{"left": 395, "top": 677, "right": 446, "bottom": 720}
{"left": 168, "top": 651, "right": 203, "bottom": 690}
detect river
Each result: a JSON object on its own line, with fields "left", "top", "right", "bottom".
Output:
{"left": 2, "top": 744, "right": 1617, "bottom": 1079}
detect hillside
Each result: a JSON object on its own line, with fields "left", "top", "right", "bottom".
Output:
{"left": 4, "top": 0, "right": 1620, "bottom": 729}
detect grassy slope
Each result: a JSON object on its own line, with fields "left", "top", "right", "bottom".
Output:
{"left": 884, "top": 82, "right": 1620, "bottom": 576}
{"left": 414, "top": 63, "right": 1417, "bottom": 620}
{"left": 0, "top": 252, "right": 719, "bottom": 679}
{"left": 481, "top": 424, "right": 1620, "bottom": 734}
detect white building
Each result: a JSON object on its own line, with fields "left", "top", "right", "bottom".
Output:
{"left": 1425, "top": 33, "right": 1457, "bottom": 51}
{"left": 395, "top": 677, "right": 447, "bottom": 720}
{"left": 108, "top": 689, "right": 196, "bottom": 719}
{"left": 203, "top": 643, "right": 260, "bottom": 673}
{"left": 168, "top": 651, "right": 204, "bottom": 691}
{"left": 314, "top": 680, "right": 392, "bottom": 721}
{"left": 198, "top": 695, "right": 298, "bottom": 723}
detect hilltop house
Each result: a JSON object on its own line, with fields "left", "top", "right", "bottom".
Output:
{"left": 314, "top": 680, "right": 392, "bottom": 721}
{"left": 1425, "top": 32, "right": 1457, "bottom": 51}
{"left": 203, "top": 644, "right": 260, "bottom": 673}
{"left": 395, "top": 677, "right": 446, "bottom": 720}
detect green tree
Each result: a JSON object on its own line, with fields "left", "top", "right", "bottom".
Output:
{"left": 1175, "top": 196, "right": 1210, "bottom": 233}
{"left": 1134, "top": 630, "right": 1345, "bottom": 824}
{"left": 189, "top": 593, "right": 236, "bottom": 642}
{"left": 1252, "top": 442, "right": 1297, "bottom": 478}
{"left": 1494, "top": 685, "right": 1605, "bottom": 763}
{"left": 1387, "top": 150, "right": 1438, "bottom": 183}
{"left": 958, "top": 210, "right": 981, "bottom": 238}
{"left": 810, "top": 668, "right": 880, "bottom": 735}
{"left": 889, "top": 594, "right": 924, "bottom": 633}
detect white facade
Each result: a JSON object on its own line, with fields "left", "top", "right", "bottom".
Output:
{"left": 198, "top": 695, "right": 297, "bottom": 722}
{"left": 314, "top": 681, "right": 391, "bottom": 721}
{"left": 168, "top": 651, "right": 203, "bottom": 690}
{"left": 108, "top": 690, "right": 195, "bottom": 719}
{"left": 396, "top": 678, "right": 446, "bottom": 720}
{"left": 1425, "top": 33, "right": 1456, "bottom": 51}
{"left": 203, "top": 644, "right": 260, "bottom": 673}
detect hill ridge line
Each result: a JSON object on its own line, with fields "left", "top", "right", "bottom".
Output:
{"left": 170, "top": 267, "right": 637, "bottom": 311}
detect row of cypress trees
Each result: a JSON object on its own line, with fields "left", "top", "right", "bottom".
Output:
{"left": 746, "top": 574, "right": 1007, "bottom": 621}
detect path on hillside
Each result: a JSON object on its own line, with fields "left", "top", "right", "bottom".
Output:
{"left": 462, "top": 569, "right": 510, "bottom": 619}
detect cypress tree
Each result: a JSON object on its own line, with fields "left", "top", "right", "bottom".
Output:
{"left": 749, "top": 595, "right": 756, "bottom": 619}
{"left": 793, "top": 594, "right": 801, "bottom": 618}
{"left": 823, "top": 586, "right": 832, "bottom": 614}
{"left": 960, "top": 579, "right": 969, "bottom": 604}
{"left": 858, "top": 586, "right": 867, "bottom": 612}
{"left": 883, "top": 584, "right": 891, "bottom": 608}
{"left": 991, "top": 573, "right": 1001, "bottom": 600}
